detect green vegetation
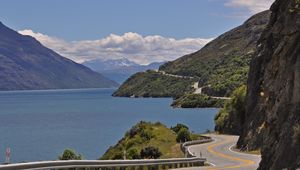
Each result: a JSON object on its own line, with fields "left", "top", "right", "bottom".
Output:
{"left": 170, "top": 123, "right": 189, "bottom": 134}
{"left": 140, "top": 146, "right": 162, "bottom": 159}
{"left": 58, "top": 149, "right": 83, "bottom": 160}
{"left": 214, "top": 85, "right": 247, "bottom": 135}
{"left": 161, "top": 55, "right": 251, "bottom": 97}
{"left": 176, "top": 128, "right": 192, "bottom": 143}
{"left": 101, "top": 121, "right": 184, "bottom": 160}
{"left": 172, "top": 94, "right": 225, "bottom": 108}
{"left": 113, "top": 70, "right": 195, "bottom": 98}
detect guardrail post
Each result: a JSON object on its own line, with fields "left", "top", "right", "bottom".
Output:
{"left": 120, "top": 166, "right": 126, "bottom": 170}
{"left": 138, "top": 165, "right": 143, "bottom": 170}
{"left": 161, "top": 164, "right": 166, "bottom": 170}
{"left": 147, "top": 165, "right": 152, "bottom": 170}
{"left": 154, "top": 164, "right": 159, "bottom": 170}
{"left": 130, "top": 166, "right": 135, "bottom": 170}
{"left": 174, "top": 163, "right": 178, "bottom": 169}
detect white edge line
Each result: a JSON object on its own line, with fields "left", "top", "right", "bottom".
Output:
{"left": 187, "top": 138, "right": 217, "bottom": 167}
{"left": 228, "top": 144, "right": 261, "bottom": 157}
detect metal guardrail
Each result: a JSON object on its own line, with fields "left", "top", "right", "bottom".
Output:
{"left": 181, "top": 138, "right": 214, "bottom": 158}
{"left": 0, "top": 139, "right": 213, "bottom": 170}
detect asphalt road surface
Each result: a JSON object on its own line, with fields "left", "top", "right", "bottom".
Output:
{"left": 177, "top": 134, "right": 261, "bottom": 170}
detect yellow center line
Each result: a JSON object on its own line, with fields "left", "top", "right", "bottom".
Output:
{"left": 205, "top": 139, "right": 255, "bottom": 170}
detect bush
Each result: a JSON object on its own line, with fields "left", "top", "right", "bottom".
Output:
{"left": 140, "top": 146, "right": 162, "bottom": 159}
{"left": 58, "top": 148, "right": 82, "bottom": 160}
{"left": 214, "top": 85, "right": 246, "bottom": 135}
{"left": 171, "top": 123, "right": 189, "bottom": 134}
{"left": 176, "top": 128, "right": 192, "bottom": 143}
{"left": 127, "top": 148, "right": 141, "bottom": 159}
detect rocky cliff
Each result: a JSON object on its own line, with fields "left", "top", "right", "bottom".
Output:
{"left": 237, "top": 0, "right": 300, "bottom": 169}
{"left": 0, "top": 22, "right": 118, "bottom": 90}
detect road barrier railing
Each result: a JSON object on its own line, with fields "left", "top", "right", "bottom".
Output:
{"left": 181, "top": 138, "right": 214, "bottom": 158}
{"left": 0, "top": 139, "right": 213, "bottom": 170}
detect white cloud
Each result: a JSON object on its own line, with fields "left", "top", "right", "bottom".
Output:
{"left": 224, "top": 0, "right": 274, "bottom": 14}
{"left": 18, "top": 30, "right": 213, "bottom": 65}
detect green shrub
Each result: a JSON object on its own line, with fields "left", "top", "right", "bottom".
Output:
{"left": 127, "top": 148, "right": 141, "bottom": 159}
{"left": 176, "top": 128, "right": 192, "bottom": 143}
{"left": 58, "top": 148, "right": 82, "bottom": 160}
{"left": 140, "top": 146, "right": 162, "bottom": 159}
{"left": 171, "top": 123, "right": 189, "bottom": 134}
{"left": 214, "top": 85, "right": 246, "bottom": 135}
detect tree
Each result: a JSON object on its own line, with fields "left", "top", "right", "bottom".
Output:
{"left": 176, "top": 128, "right": 192, "bottom": 143}
{"left": 140, "top": 146, "right": 162, "bottom": 159}
{"left": 171, "top": 123, "right": 189, "bottom": 134}
{"left": 58, "top": 148, "right": 82, "bottom": 160}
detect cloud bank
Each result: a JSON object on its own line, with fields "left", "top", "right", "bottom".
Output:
{"left": 19, "top": 30, "right": 213, "bottom": 65}
{"left": 225, "top": 0, "right": 274, "bottom": 14}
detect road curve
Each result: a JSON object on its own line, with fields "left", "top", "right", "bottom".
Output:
{"left": 177, "top": 134, "right": 261, "bottom": 170}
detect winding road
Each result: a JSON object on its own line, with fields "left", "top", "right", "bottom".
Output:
{"left": 178, "top": 134, "right": 261, "bottom": 170}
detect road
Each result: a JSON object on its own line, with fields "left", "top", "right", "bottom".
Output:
{"left": 177, "top": 134, "right": 261, "bottom": 170}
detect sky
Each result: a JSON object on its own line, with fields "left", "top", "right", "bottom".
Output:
{"left": 0, "top": 0, "right": 274, "bottom": 65}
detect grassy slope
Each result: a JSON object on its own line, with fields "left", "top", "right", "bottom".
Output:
{"left": 101, "top": 122, "right": 184, "bottom": 160}
{"left": 113, "top": 70, "right": 195, "bottom": 98}
{"left": 160, "top": 11, "right": 270, "bottom": 97}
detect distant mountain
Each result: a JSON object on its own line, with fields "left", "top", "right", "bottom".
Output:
{"left": 83, "top": 58, "right": 165, "bottom": 83}
{"left": 0, "top": 22, "right": 118, "bottom": 91}
{"left": 113, "top": 10, "right": 271, "bottom": 98}
{"left": 83, "top": 58, "right": 139, "bottom": 71}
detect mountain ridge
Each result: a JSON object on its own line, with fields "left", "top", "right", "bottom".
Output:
{"left": 0, "top": 22, "right": 118, "bottom": 91}
{"left": 113, "top": 10, "right": 271, "bottom": 99}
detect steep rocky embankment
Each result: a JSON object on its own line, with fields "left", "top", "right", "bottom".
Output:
{"left": 237, "top": 0, "right": 300, "bottom": 169}
{"left": 114, "top": 11, "right": 270, "bottom": 99}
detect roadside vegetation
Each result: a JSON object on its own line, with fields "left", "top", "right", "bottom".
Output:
{"left": 101, "top": 122, "right": 202, "bottom": 160}
{"left": 113, "top": 70, "right": 195, "bottom": 98}
{"left": 214, "top": 85, "right": 247, "bottom": 135}
{"left": 171, "top": 94, "right": 225, "bottom": 108}
{"left": 58, "top": 149, "right": 83, "bottom": 160}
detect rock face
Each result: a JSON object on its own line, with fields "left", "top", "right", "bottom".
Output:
{"left": 0, "top": 22, "right": 118, "bottom": 90}
{"left": 237, "top": 0, "right": 300, "bottom": 169}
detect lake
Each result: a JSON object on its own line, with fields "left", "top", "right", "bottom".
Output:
{"left": 0, "top": 88, "right": 218, "bottom": 163}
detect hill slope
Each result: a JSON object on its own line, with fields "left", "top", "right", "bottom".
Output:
{"left": 101, "top": 122, "right": 184, "bottom": 159}
{"left": 114, "top": 11, "right": 271, "bottom": 98}
{"left": 0, "top": 22, "right": 118, "bottom": 91}
{"left": 113, "top": 70, "right": 195, "bottom": 98}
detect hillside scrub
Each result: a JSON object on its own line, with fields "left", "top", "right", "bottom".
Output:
{"left": 100, "top": 121, "right": 184, "bottom": 160}
{"left": 214, "top": 85, "right": 246, "bottom": 135}
{"left": 113, "top": 70, "right": 195, "bottom": 98}
{"left": 172, "top": 93, "right": 224, "bottom": 108}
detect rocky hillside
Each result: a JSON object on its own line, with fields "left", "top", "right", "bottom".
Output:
{"left": 0, "top": 22, "right": 118, "bottom": 90}
{"left": 114, "top": 11, "right": 270, "bottom": 98}
{"left": 236, "top": 0, "right": 300, "bottom": 169}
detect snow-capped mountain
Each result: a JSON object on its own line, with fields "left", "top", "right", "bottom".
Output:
{"left": 83, "top": 58, "right": 139, "bottom": 71}
{"left": 83, "top": 58, "right": 165, "bottom": 83}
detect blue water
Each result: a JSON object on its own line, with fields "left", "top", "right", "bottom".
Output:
{"left": 0, "top": 88, "right": 218, "bottom": 163}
